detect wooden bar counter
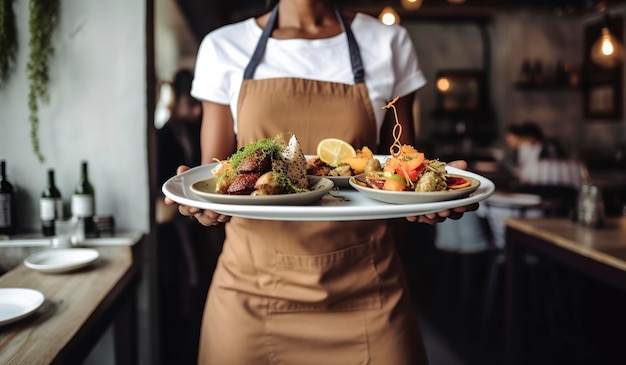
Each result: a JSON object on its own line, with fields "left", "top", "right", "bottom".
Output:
{"left": 0, "top": 238, "right": 143, "bottom": 365}
{"left": 505, "top": 217, "right": 626, "bottom": 365}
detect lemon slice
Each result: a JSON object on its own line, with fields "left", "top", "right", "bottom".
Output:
{"left": 316, "top": 138, "right": 356, "bottom": 167}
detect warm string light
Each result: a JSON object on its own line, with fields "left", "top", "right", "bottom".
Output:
{"left": 401, "top": 0, "right": 422, "bottom": 11}
{"left": 379, "top": 7, "right": 400, "bottom": 25}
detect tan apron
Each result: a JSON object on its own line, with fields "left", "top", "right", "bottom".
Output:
{"left": 198, "top": 6, "right": 427, "bottom": 365}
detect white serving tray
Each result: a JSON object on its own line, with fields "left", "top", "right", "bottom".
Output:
{"left": 162, "top": 163, "right": 495, "bottom": 221}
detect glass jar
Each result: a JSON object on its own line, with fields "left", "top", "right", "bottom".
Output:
{"left": 577, "top": 184, "right": 605, "bottom": 228}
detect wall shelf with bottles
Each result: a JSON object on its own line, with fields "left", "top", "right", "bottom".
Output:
{"left": 515, "top": 58, "right": 581, "bottom": 92}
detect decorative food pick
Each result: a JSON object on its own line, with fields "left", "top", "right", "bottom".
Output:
{"left": 365, "top": 96, "right": 470, "bottom": 192}
{"left": 382, "top": 96, "right": 402, "bottom": 158}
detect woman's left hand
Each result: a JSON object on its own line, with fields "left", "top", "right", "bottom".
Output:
{"left": 405, "top": 160, "right": 479, "bottom": 225}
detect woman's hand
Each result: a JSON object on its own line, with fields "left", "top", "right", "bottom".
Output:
{"left": 405, "top": 160, "right": 479, "bottom": 225}
{"left": 164, "top": 165, "right": 232, "bottom": 226}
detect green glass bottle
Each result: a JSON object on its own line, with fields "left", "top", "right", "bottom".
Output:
{"left": 41, "top": 168, "right": 63, "bottom": 236}
{"left": 71, "top": 161, "right": 96, "bottom": 237}
{"left": 0, "top": 160, "right": 15, "bottom": 236}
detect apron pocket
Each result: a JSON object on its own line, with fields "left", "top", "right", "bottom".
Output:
{"left": 266, "top": 311, "right": 370, "bottom": 365}
{"left": 269, "top": 239, "right": 382, "bottom": 313}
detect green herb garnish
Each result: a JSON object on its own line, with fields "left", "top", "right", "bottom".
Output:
{"left": 227, "top": 137, "right": 283, "bottom": 169}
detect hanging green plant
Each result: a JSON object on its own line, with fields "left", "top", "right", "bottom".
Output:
{"left": 0, "top": 0, "right": 17, "bottom": 86}
{"left": 27, "top": 0, "right": 59, "bottom": 164}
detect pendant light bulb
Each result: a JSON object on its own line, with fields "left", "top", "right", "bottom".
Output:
{"left": 379, "top": 7, "right": 400, "bottom": 26}
{"left": 437, "top": 77, "right": 451, "bottom": 92}
{"left": 401, "top": 0, "right": 423, "bottom": 11}
{"left": 591, "top": 27, "right": 625, "bottom": 69}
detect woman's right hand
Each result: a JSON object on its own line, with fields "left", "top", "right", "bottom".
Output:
{"left": 164, "top": 165, "right": 232, "bottom": 226}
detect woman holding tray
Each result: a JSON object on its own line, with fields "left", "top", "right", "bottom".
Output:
{"left": 166, "top": 0, "right": 478, "bottom": 363}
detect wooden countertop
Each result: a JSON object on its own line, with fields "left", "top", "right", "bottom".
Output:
{"left": 0, "top": 243, "right": 142, "bottom": 364}
{"left": 505, "top": 217, "right": 626, "bottom": 273}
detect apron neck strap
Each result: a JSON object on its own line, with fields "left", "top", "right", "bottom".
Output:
{"left": 243, "top": 4, "right": 365, "bottom": 84}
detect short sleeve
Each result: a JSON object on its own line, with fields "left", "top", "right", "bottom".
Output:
{"left": 191, "top": 36, "right": 231, "bottom": 104}
{"left": 391, "top": 26, "right": 426, "bottom": 97}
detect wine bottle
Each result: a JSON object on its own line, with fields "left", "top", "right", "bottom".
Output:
{"left": 71, "top": 161, "right": 96, "bottom": 237}
{"left": 0, "top": 160, "right": 15, "bottom": 236}
{"left": 41, "top": 168, "right": 63, "bottom": 236}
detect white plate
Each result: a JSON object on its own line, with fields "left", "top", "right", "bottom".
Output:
{"left": 24, "top": 248, "right": 100, "bottom": 274}
{"left": 162, "top": 164, "right": 495, "bottom": 221}
{"left": 325, "top": 175, "right": 352, "bottom": 188}
{"left": 0, "top": 288, "right": 45, "bottom": 326}
{"left": 349, "top": 174, "right": 481, "bottom": 204}
{"left": 190, "top": 176, "right": 334, "bottom": 205}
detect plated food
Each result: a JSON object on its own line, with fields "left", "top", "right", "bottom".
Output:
{"left": 354, "top": 97, "right": 472, "bottom": 194}
{"left": 350, "top": 174, "right": 480, "bottom": 204}
{"left": 211, "top": 134, "right": 311, "bottom": 196}
{"left": 307, "top": 138, "right": 376, "bottom": 177}
{"left": 190, "top": 175, "right": 334, "bottom": 206}
{"left": 307, "top": 133, "right": 471, "bottom": 194}
{"left": 163, "top": 164, "right": 494, "bottom": 220}
{"left": 357, "top": 145, "right": 472, "bottom": 193}
{"left": 178, "top": 97, "right": 485, "bottom": 210}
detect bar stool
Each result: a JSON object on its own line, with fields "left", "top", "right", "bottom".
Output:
{"left": 478, "top": 192, "right": 544, "bottom": 343}
{"left": 432, "top": 211, "right": 492, "bottom": 321}
{"left": 479, "top": 187, "right": 578, "bottom": 349}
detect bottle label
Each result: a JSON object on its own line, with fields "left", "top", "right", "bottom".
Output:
{"left": 0, "top": 193, "right": 12, "bottom": 228}
{"left": 55, "top": 199, "right": 64, "bottom": 219}
{"left": 41, "top": 198, "right": 63, "bottom": 221}
{"left": 71, "top": 194, "right": 94, "bottom": 217}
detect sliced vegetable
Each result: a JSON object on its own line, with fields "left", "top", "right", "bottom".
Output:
{"left": 395, "top": 163, "right": 424, "bottom": 182}
{"left": 382, "top": 178, "right": 407, "bottom": 191}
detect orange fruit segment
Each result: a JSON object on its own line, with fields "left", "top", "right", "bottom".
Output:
{"left": 316, "top": 138, "right": 356, "bottom": 167}
{"left": 356, "top": 146, "right": 374, "bottom": 160}
{"left": 342, "top": 146, "right": 375, "bottom": 173}
{"left": 342, "top": 157, "right": 368, "bottom": 174}
{"left": 448, "top": 179, "right": 471, "bottom": 189}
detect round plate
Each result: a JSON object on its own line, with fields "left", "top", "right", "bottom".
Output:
{"left": 24, "top": 248, "right": 100, "bottom": 274}
{"left": 189, "top": 176, "right": 334, "bottom": 206}
{"left": 325, "top": 176, "right": 352, "bottom": 188}
{"left": 0, "top": 288, "right": 45, "bottom": 326}
{"left": 349, "top": 174, "right": 481, "bottom": 204}
{"left": 162, "top": 165, "right": 495, "bottom": 221}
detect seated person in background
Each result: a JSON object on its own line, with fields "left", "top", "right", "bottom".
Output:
{"left": 504, "top": 120, "right": 580, "bottom": 189}
{"left": 478, "top": 121, "right": 581, "bottom": 248}
{"left": 504, "top": 121, "right": 565, "bottom": 178}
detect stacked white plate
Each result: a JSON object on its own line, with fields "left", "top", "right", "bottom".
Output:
{"left": 0, "top": 288, "right": 45, "bottom": 326}
{"left": 24, "top": 248, "right": 100, "bottom": 274}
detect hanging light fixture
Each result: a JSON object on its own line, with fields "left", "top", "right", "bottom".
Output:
{"left": 379, "top": 6, "right": 400, "bottom": 25}
{"left": 590, "top": 12, "right": 625, "bottom": 69}
{"left": 401, "top": 0, "right": 423, "bottom": 11}
{"left": 447, "top": 0, "right": 466, "bottom": 4}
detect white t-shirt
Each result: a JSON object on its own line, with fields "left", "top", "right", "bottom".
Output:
{"left": 191, "top": 13, "right": 426, "bottom": 136}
